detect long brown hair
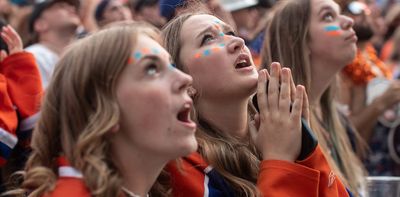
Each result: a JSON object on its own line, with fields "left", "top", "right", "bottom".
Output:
{"left": 8, "top": 22, "right": 161, "bottom": 197}
{"left": 162, "top": 11, "right": 261, "bottom": 197}
{"left": 262, "top": 0, "right": 366, "bottom": 195}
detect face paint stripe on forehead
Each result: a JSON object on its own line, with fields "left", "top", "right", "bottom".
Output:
{"left": 130, "top": 47, "right": 168, "bottom": 62}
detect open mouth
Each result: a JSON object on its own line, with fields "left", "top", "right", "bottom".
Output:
{"left": 177, "top": 103, "right": 192, "bottom": 123}
{"left": 235, "top": 54, "right": 252, "bottom": 69}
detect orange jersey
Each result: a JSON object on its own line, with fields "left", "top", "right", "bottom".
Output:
{"left": 0, "top": 52, "right": 42, "bottom": 166}
{"left": 168, "top": 145, "right": 351, "bottom": 197}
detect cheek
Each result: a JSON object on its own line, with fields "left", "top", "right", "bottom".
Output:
{"left": 117, "top": 85, "right": 173, "bottom": 131}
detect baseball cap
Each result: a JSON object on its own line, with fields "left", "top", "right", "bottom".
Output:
{"left": 28, "top": 0, "right": 79, "bottom": 33}
{"left": 219, "top": 0, "right": 258, "bottom": 12}
{"left": 159, "top": 0, "right": 185, "bottom": 20}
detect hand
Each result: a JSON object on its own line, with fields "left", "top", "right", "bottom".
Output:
{"left": 250, "top": 62, "right": 306, "bottom": 162}
{"left": 1, "top": 25, "right": 23, "bottom": 57}
{"left": 375, "top": 80, "right": 400, "bottom": 111}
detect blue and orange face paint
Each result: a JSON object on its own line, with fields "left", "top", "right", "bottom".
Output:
{"left": 324, "top": 25, "right": 341, "bottom": 36}
{"left": 128, "top": 47, "right": 175, "bottom": 69}
{"left": 194, "top": 43, "right": 226, "bottom": 59}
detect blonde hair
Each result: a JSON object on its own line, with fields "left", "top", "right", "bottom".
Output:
{"left": 8, "top": 22, "right": 162, "bottom": 197}
{"left": 162, "top": 11, "right": 261, "bottom": 197}
{"left": 262, "top": 0, "right": 366, "bottom": 195}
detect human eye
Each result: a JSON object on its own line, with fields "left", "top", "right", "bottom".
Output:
{"left": 145, "top": 62, "right": 160, "bottom": 76}
{"left": 225, "top": 31, "right": 236, "bottom": 36}
{"left": 201, "top": 34, "right": 215, "bottom": 46}
{"left": 322, "top": 12, "right": 335, "bottom": 22}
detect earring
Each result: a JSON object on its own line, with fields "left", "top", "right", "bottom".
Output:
{"left": 110, "top": 124, "right": 120, "bottom": 133}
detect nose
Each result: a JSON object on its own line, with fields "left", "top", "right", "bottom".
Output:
{"left": 172, "top": 69, "right": 193, "bottom": 93}
{"left": 341, "top": 15, "right": 354, "bottom": 30}
{"left": 226, "top": 36, "right": 245, "bottom": 54}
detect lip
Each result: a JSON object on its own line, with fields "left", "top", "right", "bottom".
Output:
{"left": 234, "top": 53, "right": 255, "bottom": 72}
{"left": 177, "top": 100, "right": 197, "bottom": 130}
{"left": 345, "top": 32, "right": 358, "bottom": 42}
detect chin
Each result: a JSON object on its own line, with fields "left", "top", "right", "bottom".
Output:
{"left": 175, "top": 139, "right": 198, "bottom": 158}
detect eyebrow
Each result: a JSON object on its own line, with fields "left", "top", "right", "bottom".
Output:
{"left": 135, "top": 55, "right": 160, "bottom": 64}
{"left": 195, "top": 23, "right": 232, "bottom": 39}
{"left": 318, "top": 4, "right": 341, "bottom": 15}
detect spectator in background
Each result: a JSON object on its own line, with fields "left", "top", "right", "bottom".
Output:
{"left": 338, "top": 0, "right": 400, "bottom": 176}
{"left": 220, "top": 0, "right": 276, "bottom": 67}
{"left": 132, "top": 0, "right": 166, "bottom": 29}
{"left": 159, "top": 0, "right": 236, "bottom": 28}
{"left": 380, "top": 4, "right": 400, "bottom": 61}
{"left": 0, "top": 23, "right": 42, "bottom": 188}
{"left": 95, "top": 0, "right": 132, "bottom": 28}
{"left": 25, "top": 0, "right": 80, "bottom": 89}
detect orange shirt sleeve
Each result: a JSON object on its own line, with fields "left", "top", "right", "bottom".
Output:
{"left": 1, "top": 52, "right": 43, "bottom": 120}
{"left": 0, "top": 74, "right": 18, "bottom": 166}
{"left": 258, "top": 145, "right": 350, "bottom": 197}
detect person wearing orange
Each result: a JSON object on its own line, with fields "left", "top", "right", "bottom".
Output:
{"left": 0, "top": 24, "right": 42, "bottom": 167}
{"left": 162, "top": 8, "right": 352, "bottom": 197}
{"left": 9, "top": 22, "right": 197, "bottom": 197}
{"left": 262, "top": 0, "right": 367, "bottom": 195}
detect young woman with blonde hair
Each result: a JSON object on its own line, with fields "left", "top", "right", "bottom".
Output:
{"left": 262, "top": 0, "right": 367, "bottom": 195}
{"left": 161, "top": 8, "right": 354, "bottom": 197}
{"left": 9, "top": 22, "right": 197, "bottom": 197}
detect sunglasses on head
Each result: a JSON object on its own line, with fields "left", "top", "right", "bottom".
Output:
{"left": 347, "top": 1, "right": 370, "bottom": 15}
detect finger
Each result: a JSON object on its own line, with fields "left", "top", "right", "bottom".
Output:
{"left": 254, "top": 113, "right": 260, "bottom": 130}
{"left": 1, "top": 32, "right": 12, "bottom": 48}
{"left": 279, "top": 68, "right": 291, "bottom": 115}
{"left": 289, "top": 69, "right": 297, "bottom": 103}
{"left": 268, "top": 62, "right": 281, "bottom": 112}
{"left": 300, "top": 86, "right": 310, "bottom": 125}
{"left": 249, "top": 119, "right": 258, "bottom": 143}
{"left": 257, "top": 69, "right": 269, "bottom": 115}
{"left": 0, "top": 50, "right": 7, "bottom": 62}
{"left": 290, "top": 85, "right": 304, "bottom": 122}
{"left": 5, "top": 25, "right": 22, "bottom": 45}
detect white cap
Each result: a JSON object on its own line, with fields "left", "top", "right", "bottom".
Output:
{"left": 219, "top": 0, "right": 258, "bottom": 12}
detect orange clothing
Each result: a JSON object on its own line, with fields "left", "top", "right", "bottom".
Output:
{"left": 0, "top": 52, "right": 42, "bottom": 166}
{"left": 168, "top": 145, "right": 350, "bottom": 197}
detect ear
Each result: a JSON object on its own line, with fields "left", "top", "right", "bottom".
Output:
{"left": 188, "top": 86, "right": 197, "bottom": 98}
{"left": 34, "top": 19, "right": 48, "bottom": 33}
{"left": 109, "top": 123, "right": 120, "bottom": 133}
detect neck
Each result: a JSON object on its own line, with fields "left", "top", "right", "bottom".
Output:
{"left": 357, "top": 41, "right": 368, "bottom": 50}
{"left": 197, "top": 96, "right": 250, "bottom": 140}
{"left": 309, "top": 58, "right": 340, "bottom": 106}
{"left": 39, "top": 28, "right": 76, "bottom": 55}
{"left": 111, "top": 138, "right": 165, "bottom": 197}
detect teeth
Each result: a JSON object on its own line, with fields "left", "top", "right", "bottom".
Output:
{"left": 184, "top": 103, "right": 190, "bottom": 109}
{"left": 238, "top": 59, "right": 246, "bottom": 64}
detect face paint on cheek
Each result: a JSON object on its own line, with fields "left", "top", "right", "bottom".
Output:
{"left": 203, "top": 49, "right": 211, "bottom": 56}
{"left": 324, "top": 25, "right": 341, "bottom": 36}
{"left": 193, "top": 43, "right": 226, "bottom": 59}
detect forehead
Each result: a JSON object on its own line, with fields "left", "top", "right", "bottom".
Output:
{"left": 134, "top": 35, "right": 168, "bottom": 57}
{"left": 181, "top": 14, "right": 224, "bottom": 38}
{"left": 311, "top": 0, "right": 340, "bottom": 13}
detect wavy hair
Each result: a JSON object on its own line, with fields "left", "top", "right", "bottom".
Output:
{"left": 6, "top": 22, "right": 162, "bottom": 197}
{"left": 261, "top": 0, "right": 366, "bottom": 195}
{"left": 162, "top": 11, "right": 261, "bottom": 197}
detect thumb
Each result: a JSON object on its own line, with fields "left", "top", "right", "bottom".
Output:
{"left": 0, "top": 50, "right": 7, "bottom": 62}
